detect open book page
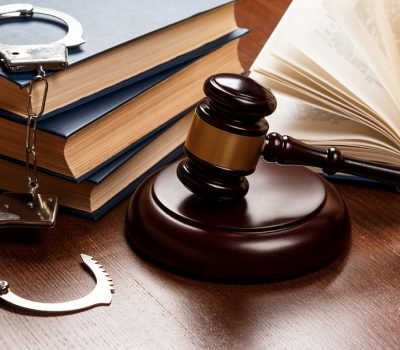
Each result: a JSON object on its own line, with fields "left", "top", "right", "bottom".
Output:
{"left": 251, "top": 0, "right": 400, "bottom": 143}
{"left": 250, "top": 71, "right": 396, "bottom": 144}
{"left": 324, "top": 0, "right": 400, "bottom": 111}
{"left": 268, "top": 93, "right": 400, "bottom": 166}
{"left": 251, "top": 18, "right": 378, "bottom": 124}
{"left": 251, "top": 55, "right": 382, "bottom": 132}
{"left": 376, "top": 0, "right": 400, "bottom": 104}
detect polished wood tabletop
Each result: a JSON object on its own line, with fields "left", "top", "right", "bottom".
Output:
{"left": 1, "top": 1, "right": 400, "bottom": 349}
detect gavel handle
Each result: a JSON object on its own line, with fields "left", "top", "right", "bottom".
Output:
{"left": 263, "top": 133, "right": 400, "bottom": 186}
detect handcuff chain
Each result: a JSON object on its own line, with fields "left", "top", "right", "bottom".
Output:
{"left": 25, "top": 66, "right": 48, "bottom": 195}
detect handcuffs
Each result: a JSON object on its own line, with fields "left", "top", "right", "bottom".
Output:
{"left": 0, "top": 254, "right": 115, "bottom": 314}
{"left": 0, "top": 4, "right": 84, "bottom": 228}
{"left": 0, "top": 5, "right": 114, "bottom": 315}
{"left": 0, "top": 3, "right": 84, "bottom": 72}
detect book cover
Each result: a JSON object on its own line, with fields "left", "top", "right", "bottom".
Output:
{"left": 71, "top": 146, "right": 184, "bottom": 220}
{"left": 323, "top": 173, "right": 400, "bottom": 193}
{"left": 0, "top": 0, "right": 238, "bottom": 118}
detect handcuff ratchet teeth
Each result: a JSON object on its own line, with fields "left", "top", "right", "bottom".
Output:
{"left": 0, "top": 3, "right": 85, "bottom": 72}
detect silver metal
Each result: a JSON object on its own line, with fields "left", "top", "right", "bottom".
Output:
{"left": 0, "top": 192, "right": 58, "bottom": 228}
{"left": 0, "top": 254, "right": 115, "bottom": 314}
{"left": 25, "top": 66, "right": 48, "bottom": 195}
{"left": 0, "top": 4, "right": 33, "bottom": 17}
{"left": 0, "top": 67, "right": 57, "bottom": 228}
{"left": 0, "top": 280, "right": 9, "bottom": 294}
{"left": 0, "top": 43, "right": 69, "bottom": 72}
{"left": 0, "top": 4, "right": 85, "bottom": 72}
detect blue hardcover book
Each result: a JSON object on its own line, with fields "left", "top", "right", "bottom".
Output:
{"left": 0, "top": 111, "right": 193, "bottom": 219}
{"left": 0, "top": 0, "right": 238, "bottom": 119}
{"left": 0, "top": 32, "right": 245, "bottom": 180}
{"left": 322, "top": 174, "right": 400, "bottom": 193}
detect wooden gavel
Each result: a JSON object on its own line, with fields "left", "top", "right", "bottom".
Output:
{"left": 177, "top": 73, "right": 400, "bottom": 201}
{"left": 127, "top": 73, "right": 373, "bottom": 281}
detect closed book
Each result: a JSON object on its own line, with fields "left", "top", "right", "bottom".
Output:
{"left": 323, "top": 173, "right": 400, "bottom": 193}
{"left": 0, "top": 111, "right": 193, "bottom": 219}
{"left": 0, "top": 0, "right": 237, "bottom": 118}
{"left": 0, "top": 35, "right": 244, "bottom": 179}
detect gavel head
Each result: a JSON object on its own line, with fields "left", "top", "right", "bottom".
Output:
{"left": 177, "top": 73, "right": 277, "bottom": 201}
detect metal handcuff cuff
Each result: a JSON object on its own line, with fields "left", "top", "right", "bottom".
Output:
{"left": 0, "top": 4, "right": 84, "bottom": 228}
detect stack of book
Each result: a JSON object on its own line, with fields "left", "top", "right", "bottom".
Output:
{"left": 0, "top": 0, "right": 245, "bottom": 218}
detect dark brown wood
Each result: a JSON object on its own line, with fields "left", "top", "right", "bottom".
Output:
{"left": 177, "top": 73, "right": 274, "bottom": 201}
{"left": 177, "top": 152, "right": 251, "bottom": 201}
{"left": 1, "top": 1, "right": 400, "bottom": 348}
{"left": 127, "top": 160, "right": 350, "bottom": 281}
{"left": 264, "top": 132, "right": 400, "bottom": 185}
{"left": 203, "top": 73, "right": 277, "bottom": 122}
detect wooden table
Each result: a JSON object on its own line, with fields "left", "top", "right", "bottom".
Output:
{"left": 1, "top": 1, "right": 400, "bottom": 348}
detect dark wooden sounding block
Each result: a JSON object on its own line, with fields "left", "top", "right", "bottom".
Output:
{"left": 126, "top": 160, "right": 350, "bottom": 281}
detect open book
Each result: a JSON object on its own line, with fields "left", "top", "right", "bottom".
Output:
{"left": 250, "top": 0, "right": 400, "bottom": 167}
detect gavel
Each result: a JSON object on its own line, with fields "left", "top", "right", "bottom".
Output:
{"left": 177, "top": 73, "right": 400, "bottom": 202}
{"left": 126, "top": 73, "right": 399, "bottom": 282}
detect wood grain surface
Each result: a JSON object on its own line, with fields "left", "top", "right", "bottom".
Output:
{"left": 1, "top": 1, "right": 400, "bottom": 349}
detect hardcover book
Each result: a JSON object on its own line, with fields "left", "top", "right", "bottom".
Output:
{"left": 0, "top": 111, "right": 194, "bottom": 219}
{"left": 0, "top": 0, "right": 237, "bottom": 118}
{"left": 0, "top": 35, "right": 244, "bottom": 180}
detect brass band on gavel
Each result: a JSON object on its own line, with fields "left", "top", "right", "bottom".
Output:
{"left": 184, "top": 111, "right": 265, "bottom": 172}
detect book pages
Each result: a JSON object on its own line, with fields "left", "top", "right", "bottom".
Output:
{"left": 250, "top": 71, "right": 395, "bottom": 143}
{"left": 251, "top": 0, "right": 400, "bottom": 145}
{"left": 252, "top": 54, "right": 379, "bottom": 127}
{"left": 324, "top": 0, "right": 400, "bottom": 111}
{"left": 268, "top": 94, "right": 400, "bottom": 166}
